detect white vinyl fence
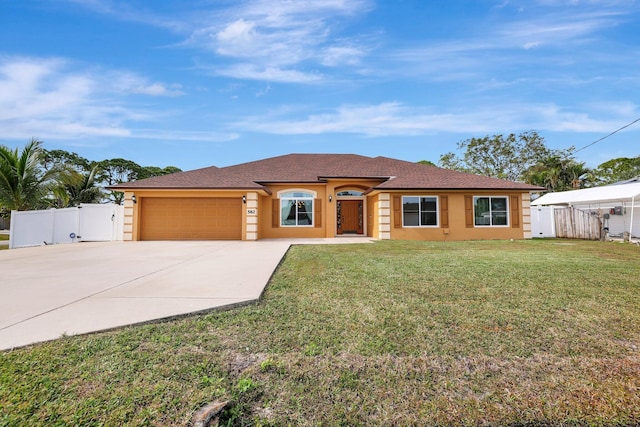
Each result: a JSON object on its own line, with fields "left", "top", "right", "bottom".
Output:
{"left": 530, "top": 206, "right": 602, "bottom": 240}
{"left": 530, "top": 206, "right": 556, "bottom": 238}
{"left": 530, "top": 204, "right": 640, "bottom": 241}
{"left": 9, "top": 204, "right": 124, "bottom": 249}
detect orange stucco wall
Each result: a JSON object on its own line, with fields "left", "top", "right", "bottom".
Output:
{"left": 258, "top": 180, "right": 382, "bottom": 239}
{"left": 388, "top": 191, "right": 528, "bottom": 241}
{"left": 125, "top": 185, "right": 532, "bottom": 241}
{"left": 367, "top": 194, "right": 379, "bottom": 239}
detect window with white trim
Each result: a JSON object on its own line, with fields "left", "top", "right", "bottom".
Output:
{"left": 402, "top": 196, "right": 438, "bottom": 227}
{"left": 474, "top": 196, "right": 508, "bottom": 226}
{"left": 280, "top": 191, "right": 314, "bottom": 226}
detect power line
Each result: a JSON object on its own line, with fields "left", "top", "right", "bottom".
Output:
{"left": 573, "top": 116, "right": 640, "bottom": 154}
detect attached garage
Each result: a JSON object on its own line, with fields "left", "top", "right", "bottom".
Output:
{"left": 140, "top": 197, "right": 242, "bottom": 240}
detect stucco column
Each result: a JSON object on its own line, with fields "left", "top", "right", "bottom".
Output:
{"left": 522, "top": 193, "right": 532, "bottom": 239}
{"left": 245, "top": 192, "right": 259, "bottom": 240}
{"left": 123, "top": 191, "right": 135, "bottom": 241}
{"left": 378, "top": 193, "right": 391, "bottom": 240}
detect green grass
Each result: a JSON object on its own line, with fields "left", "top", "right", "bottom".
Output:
{"left": 0, "top": 234, "right": 8, "bottom": 250}
{"left": 1, "top": 240, "right": 639, "bottom": 426}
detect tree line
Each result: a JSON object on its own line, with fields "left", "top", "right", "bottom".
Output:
{"left": 0, "top": 139, "right": 181, "bottom": 217}
{"left": 435, "top": 131, "right": 640, "bottom": 192}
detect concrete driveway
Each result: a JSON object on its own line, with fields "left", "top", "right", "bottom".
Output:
{"left": 0, "top": 241, "right": 291, "bottom": 350}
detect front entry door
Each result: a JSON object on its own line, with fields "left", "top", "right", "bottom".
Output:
{"left": 337, "top": 200, "right": 364, "bottom": 235}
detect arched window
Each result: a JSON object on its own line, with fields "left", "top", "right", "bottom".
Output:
{"left": 336, "top": 189, "right": 364, "bottom": 197}
{"left": 279, "top": 191, "right": 314, "bottom": 226}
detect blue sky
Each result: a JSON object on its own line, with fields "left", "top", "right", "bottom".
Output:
{"left": 1, "top": 0, "right": 639, "bottom": 171}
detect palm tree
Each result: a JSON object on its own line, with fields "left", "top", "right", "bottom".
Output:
{"left": 524, "top": 155, "right": 592, "bottom": 193}
{"left": 49, "top": 166, "right": 103, "bottom": 207}
{"left": 0, "top": 139, "right": 59, "bottom": 212}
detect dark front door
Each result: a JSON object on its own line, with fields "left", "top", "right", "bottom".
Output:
{"left": 337, "top": 200, "right": 364, "bottom": 235}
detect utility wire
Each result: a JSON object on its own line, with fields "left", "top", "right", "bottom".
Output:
{"left": 573, "top": 116, "right": 640, "bottom": 154}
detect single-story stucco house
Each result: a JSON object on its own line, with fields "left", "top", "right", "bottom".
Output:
{"left": 111, "top": 154, "right": 543, "bottom": 241}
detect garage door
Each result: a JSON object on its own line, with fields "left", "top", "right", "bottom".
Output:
{"left": 140, "top": 197, "right": 242, "bottom": 240}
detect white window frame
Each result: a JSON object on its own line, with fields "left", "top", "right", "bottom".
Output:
{"left": 278, "top": 189, "right": 316, "bottom": 227}
{"left": 473, "top": 196, "right": 509, "bottom": 227}
{"left": 402, "top": 195, "right": 439, "bottom": 228}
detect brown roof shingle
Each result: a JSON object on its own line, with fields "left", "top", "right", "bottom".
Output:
{"left": 111, "top": 153, "right": 543, "bottom": 192}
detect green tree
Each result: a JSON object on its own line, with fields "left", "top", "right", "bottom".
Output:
{"left": 95, "top": 158, "right": 143, "bottom": 186}
{"left": 523, "top": 155, "right": 592, "bottom": 192}
{"left": 138, "top": 165, "right": 182, "bottom": 179}
{"left": 95, "top": 160, "right": 182, "bottom": 203}
{"left": 161, "top": 166, "right": 182, "bottom": 175}
{"left": 439, "top": 131, "right": 551, "bottom": 181}
{"left": 95, "top": 158, "right": 144, "bottom": 204}
{"left": 41, "top": 149, "right": 91, "bottom": 173}
{"left": 590, "top": 156, "right": 640, "bottom": 185}
{"left": 417, "top": 160, "right": 436, "bottom": 166}
{"left": 0, "top": 139, "right": 59, "bottom": 211}
{"left": 49, "top": 166, "right": 103, "bottom": 207}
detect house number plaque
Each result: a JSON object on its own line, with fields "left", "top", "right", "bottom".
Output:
{"left": 247, "top": 209, "right": 257, "bottom": 215}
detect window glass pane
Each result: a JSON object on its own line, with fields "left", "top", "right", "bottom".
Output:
{"left": 403, "top": 197, "right": 419, "bottom": 226}
{"left": 421, "top": 212, "right": 437, "bottom": 226}
{"left": 404, "top": 212, "right": 419, "bottom": 226}
{"left": 403, "top": 197, "right": 419, "bottom": 211}
{"left": 337, "top": 190, "right": 363, "bottom": 196}
{"left": 421, "top": 197, "right": 436, "bottom": 212}
{"left": 281, "top": 191, "right": 313, "bottom": 198}
{"left": 474, "top": 197, "right": 490, "bottom": 225}
{"left": 492, "top": 212, "right": 508, "bottom": 225}
{"left": 298, "top": 200, "right": 313, "bottom": 225}
{"left": 281, "top": 200, "right": 296, "bottom": 225}
{"left": 491, "top": 197, "right": 507, "bottom": 211}
{"left": 474, "top": 197, "right": 489, "bottom": 213}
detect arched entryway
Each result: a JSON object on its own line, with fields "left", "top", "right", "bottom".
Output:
{"left": 336, "top": 189, "right": 365, "bottom": 235}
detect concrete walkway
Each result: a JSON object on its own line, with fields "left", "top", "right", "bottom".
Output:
{"left": 0, "top": 237, "right": 373, "bottom": 351}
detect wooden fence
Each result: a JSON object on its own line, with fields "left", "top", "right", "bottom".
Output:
{"left": 554, "top": 207, "right": 602, "bottom": 240}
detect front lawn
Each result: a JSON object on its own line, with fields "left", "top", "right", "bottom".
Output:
{"left": 1, "top": 240, "right": 639, "bottom": 426}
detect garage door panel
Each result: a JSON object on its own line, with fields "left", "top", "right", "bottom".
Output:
{"left": 141, "top": 198, "right": 242, "bottom": 240}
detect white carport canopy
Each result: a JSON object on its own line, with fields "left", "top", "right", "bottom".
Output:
{"left": 531, "top": 182, "right": 640, "bottom": 207}
{"left": 532, "top": 182, "right": 640, "bottom": 241}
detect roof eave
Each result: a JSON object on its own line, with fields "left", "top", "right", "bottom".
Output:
{"left": 107, "top": 185, "right": 272, "bottom": 195}
{"left": 366, "top": 186, "right": 543, "bottom": 195}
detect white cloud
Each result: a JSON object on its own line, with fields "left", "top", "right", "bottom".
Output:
{"left": 0, "top": 56, "right": 186, "bottom": 141}
{"left": 498, "top": 10, "right": 624, "bottom": 49}
{"left": 390, "top": 7, "right": 630, "bottom": 83}
{"left": 231, "top": 101, "right": 640, "bottom": 137}
{"left": 131, "top": 129, "right": 239, "bottom": 142}
{"left": 215, "top": 19, "right": 258, "bottom": 54}
{"left": 63, "top": 0, "right": 185, "bottom": 31}
{"left": 321, "top": 45, "right": 367, "bottom": 67}
{"left": 185, "top": 0, "right": 373, "bottom": 82}
{"left": 131, "top": 83, "right": 183, "bottom": 96}
{"left": 212, "top": 64, "right": 323, "bottom": 84}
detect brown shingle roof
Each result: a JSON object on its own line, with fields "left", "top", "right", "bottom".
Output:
{"left": 110, "top": 153, "right": 543, "bottom": 192}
